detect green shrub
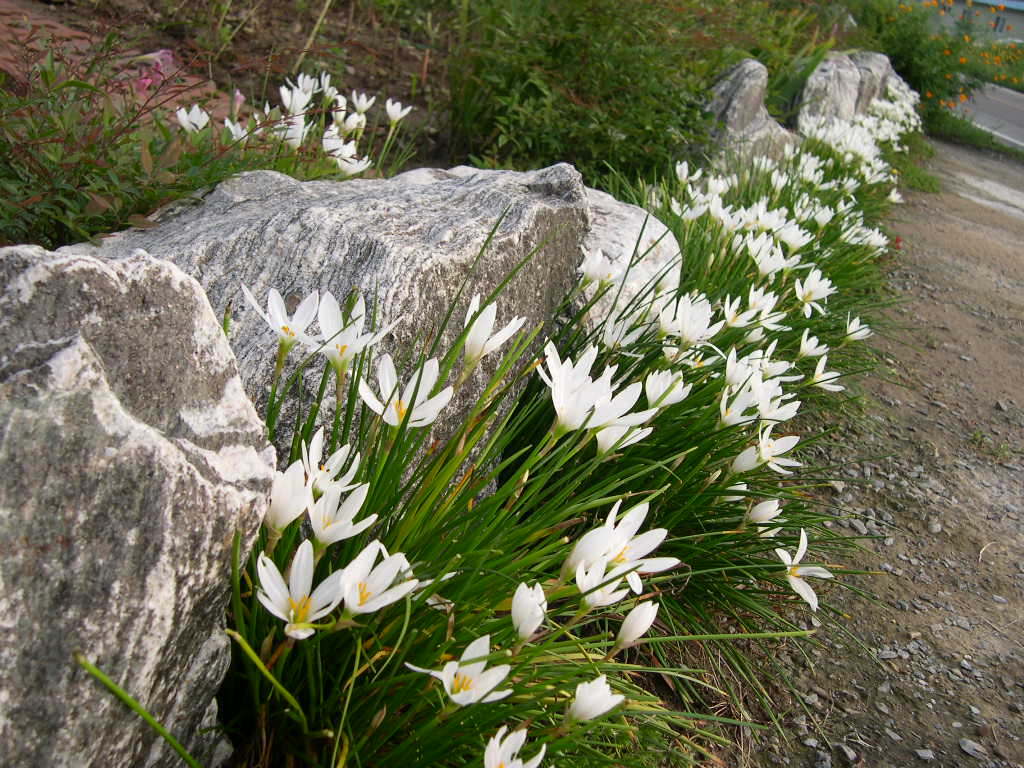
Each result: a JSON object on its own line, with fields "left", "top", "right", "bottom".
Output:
{"left": 448, "top": 0, "right": 711, "bottom": 183}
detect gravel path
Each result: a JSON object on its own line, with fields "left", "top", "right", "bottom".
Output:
{"left": 759, "top": 139, "right": 1024, "bottom": 768}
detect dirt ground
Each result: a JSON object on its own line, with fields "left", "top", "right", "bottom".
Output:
{"left": 758, "top": 139, "right": 1024, "bottom": 768}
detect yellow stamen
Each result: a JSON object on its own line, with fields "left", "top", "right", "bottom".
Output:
{"left": 335, "top": 343, "right": 348, "bottom": 359}
{"left": 281, "top": 325, "right": 296, "bottom": 337}
{"left": 357, "top": 582, "right": 372, "bottom": 606}
{"left": 394, "top": 399, "right": 408, "bottom": 421}
{"left": 611, "top": 545, "right": 630, "bottom": 565}
{"left": 288, "top": 595, "right": 311, "bottom": 623}
{"left": 451, "top": 674, "right": 473, "bottom": 694}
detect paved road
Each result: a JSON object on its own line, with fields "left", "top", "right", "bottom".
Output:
{"left": 963, "top": 84, "right": 1024, "bottom": 151}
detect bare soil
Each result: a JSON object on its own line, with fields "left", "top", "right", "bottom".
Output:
{"left": 759, "top": 139, "right": 1024, "bottom": 768}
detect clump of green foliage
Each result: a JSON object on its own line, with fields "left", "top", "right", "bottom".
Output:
{"left": 448, "top": 0, "right": 712, "bottom": 182}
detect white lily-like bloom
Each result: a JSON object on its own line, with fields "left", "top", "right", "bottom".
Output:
{"left": 797, "top": 329, "right": 828, "bottom": 358}
{"left": 279, "top": 115, "right": 309, "bottom": 148}
{"left": 265, "top": 460, "right": 314, "bottom": 532}
{"left": 674, "top": 160, "right": 703, "bottom": 184}
{"left": 341, "top": 540, "right": 419, "bottom": 615}
{"left": 793, "top": 268, "right": 836, "bottom": 318}
{"left": 776, "top": 528, "right": 834, "bottom": 612}
{"left": 578, "top": 247, "right": 621, "bottom": 285}
{"left": 359, "top": 354, "right": 453, "bottom": 428}
{"left": 224, "top": 118, "right": 248, "bottom": 143}
{"left": 595, "top": 424, "right": 653, "bottom": 456}
{"left": 301, "top": 427, "right": 360, "bottom": 496}
{"left": 279, "top": 84, "right": 312, "bottom": 116}
{"left": 350, "top": 91, "right": 376, "bottom": 114}
{"left": 463, "top": 294, "right": 526, "bottom": 367}
{"left": 337, "top": 155, "right": 373, "bottom": 177}
{"left": 308, "top": 483, "right": 374, "bottom": 548}
{"left": 566, "top": 501, "right": 678, "bottom": 595}
{"left": 511, "top": 582, "right": 547, "bottom": 641}
{"left": 719, "top": 383, "right": 760, "bottom": 427}
{"left": 569, "top": 675, "right": 624, "bottom": 721}
{"left": 775, "top": 222, "right": 812, "bottom": 253}
{"left": 484, "top": 727, "right": 545, "bottom": 768}
{"left": 288, "top": 72, "right": 318, "bottom": 95}
{"left": 257, "top": 539, "right": 344, "bottom": 639}
{"left": 406, "top": 634, "right": 512, "bottom": 706}
{"left": 888, "top": 187, "right": 903, "bottom": 204}
{"left": 721, "top": 295, "right": 757, "bottom": 328}
{"left": 341, "top": 111, "right": 366, "bottom": 136}
{"left": 747, "top": 498, "right": 782, "bottom": 527}
{"left": 731, "top": 424, "right": 801, "bottom": 475}
{"left": 314, "top": 293, "right": 388, "bottom": 374}
{"left": 810, "top": 355, "right": 844, "bottom": 392}
{"left": 331, "top": 94, "right": 348, "bottom": 124}
{"left": 175, "top": 104, "right": 210, "bottom": 132}
{"left": 385, "top": 98, "right": 413, "bottom": 124}
{"left": 575, "top": 559, "right": 629, "bottom": 609}
{"left": 615, "top": 601, "right": 659, "bottom": 648}
{"left": 536, "top": 343, "right": 607, "bottom": 434}
{"left": 845, "top": 315, "right": 872, "bottom": 342}
{"left": 645, "top": 370, "right": 690, "bottom": 409}
{"left": 322, "top": 124, "right": 358, "bottom": 161}
{"left": 659, "top": 293, "right": 723, "bottom": 347}
{"left": 240, "top": 285, "right": 319, "bottom": 352}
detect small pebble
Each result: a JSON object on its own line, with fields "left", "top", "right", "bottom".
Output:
{"left": 915, "top": 749, "right": 935, "bottom": 761}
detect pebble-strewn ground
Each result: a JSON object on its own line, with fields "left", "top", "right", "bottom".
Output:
{"left": 761, "top": 139, "right": 1024, "bottom": 768}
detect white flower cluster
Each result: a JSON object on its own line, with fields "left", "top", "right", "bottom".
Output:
{"left": 175, "top": 70, "right": 414, "bottom": 177}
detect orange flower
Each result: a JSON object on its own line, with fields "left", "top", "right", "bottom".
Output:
{"left": 959, "top": 92, "right": 967, "bottom": 102}
{"left": 959, "top": 56, "right": 967, "bottom": 64}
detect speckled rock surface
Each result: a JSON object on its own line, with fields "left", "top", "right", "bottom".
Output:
{"left": 60, "top": 165, "right": 590, "bottom": 450}
{"left": 0, "top": 246, "right": 273, "bottom": 767}
{"left": 707, "top": 58, "right": 797, "bottom": 155}
{"left": 797, "top": 52, "right": 900, "bottom": 133}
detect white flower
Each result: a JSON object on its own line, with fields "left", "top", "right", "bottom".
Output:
{"left": 797, "top": 329, "right": 828, "bottom": 358}
{"left": 341, "top": 111, "right": 366, "bottom": 135}
{"left": 341, "top": 540, "right": 419, "bottom": 614}
{"left": 565, "top": 501, "right": 678, "bottom": 595}
{"left": 358, "top": 354, "right": 453, "bottom": 428}
{"left": 385, "top": 98, "right": 413, "bottom": 123}
{"left": 888, "top": 187, "right": 903, "bottom": 204}
{"left": 240, "top": 285, "right": 319, "bottom": 352}
{"left": 536, "top": 343, "right": 606, "bottom": 434}
{"left": 615, "top": 601, "right": 659, "bottom": 648}
{"left": 576, "top": 559, "right": 629, "bottom": 608}
{"left": 336, "top": 155, "right": 373, "bottom": 177}
{"left": 279, "top": 115, "right": 309, "bottom": 148}
{"left": 484, "top": 726, "right": 545, "bottom": 768}
{"left": 280, "top": 84, "right": 312, "bottom": 116}
{"left": 308, "top": 483, "right": 375, "bottom": 548}
{"left": 674, "top": 160, "right": 703, "bottom": 184}
{"left": 314, "top": 292, "right": 389, "bottom": 374}
{"left": 265, "top": 460, "right": 313, "bottom": 532}
{"left": 731, "top": 424, "right": 801, "bottom": 475}
{"left": 463, "top": 295, "right": 526, "bottom": 367}
{"left": 595, "top": 424, "right": 653, "bottom": 456}
{"left": 844, "top": 315, "right": 872, "bottom": 342}
{"left": 721, "top": 295, "right": 757, "bottom": 328}
{"left": 288, "top": 73, "right": 318, "bottom": 95}
{"left": 793, "top": 268, "right": 836, "bottom": 318}
{"left": 301, "top": 427, "right": 360, "bottom": 496}
{"left": 331, "top": 94, "right": 348, "bottom": 124}
{"left": 775, "top": 222, "right": 812, "bottom": 253}
{"left": 511, "top": 583, "right": 547, "bottom": 640}
{"left": 323, "top": 124, "right": 357, "bottom": 161}
{"left": 747, "top": 498, "right": 782, "bottom": 527}
{"left": 775, "top": 529, "right": 834, "bottom": 612}
{"left": 351, "top": 90, "right": 376, "bottom": 114}
{"left": 175, "top": 104, "right": 209, "bottom": 132}
{"left": 224, "top": 118, "right": 248, "bottom": 143}
{"left": 406, "top": 634, "right": 512, "bottom": 706}
{"left": 257, "top": 539, "right": 344, "bottom": 639}
{"left": 569, "top": 675, "right": 624, "bottom": 721}
{"left": 645, "top": 370, "right": 690, "bottom": 409}
{"left": 578, "top": 247, "right": 620, "bottom": 285}
{"left": 810, "top": 355, "right": 844, "bottom": 392}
